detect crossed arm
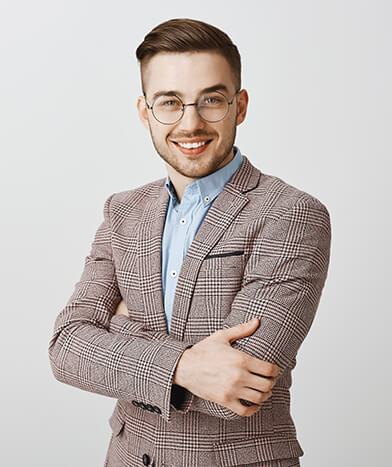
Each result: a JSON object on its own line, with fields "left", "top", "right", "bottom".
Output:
{"left": 114, "top": 300, "right": 279, "bottom": 417}
{"left": 48, "top": 193, "right": 331, "bottom": 423}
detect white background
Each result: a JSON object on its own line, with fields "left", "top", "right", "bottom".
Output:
{"left": 1, "top": 1, "right": 390, "bottom": 466}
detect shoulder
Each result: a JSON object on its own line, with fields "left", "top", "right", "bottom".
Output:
{"left": 104, "top": 177, "right": 166, "bottom": 215}
{"left": 113, "top": 177, "right": 165, "bottom": 202}
{"left": 249, "top": 170, "right": 330, "bottom": 221}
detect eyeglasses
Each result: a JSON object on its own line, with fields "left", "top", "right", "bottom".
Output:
{"left": 144, "top": 89, "right": 241, "bottom": 125}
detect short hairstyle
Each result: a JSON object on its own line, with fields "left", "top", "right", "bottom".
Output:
{"left": 136, "top": 18, "right": 241, "bottom": 93}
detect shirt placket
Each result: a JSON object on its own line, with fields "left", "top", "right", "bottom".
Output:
{"left": 166, "top": 194, "right": 193, "bottom": 332}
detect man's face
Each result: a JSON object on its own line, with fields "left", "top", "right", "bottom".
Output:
{"left": 137, "top": 51, "right": 248, "bottom": 182}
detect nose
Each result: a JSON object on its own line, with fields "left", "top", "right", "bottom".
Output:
{"left": 177, "top": 104, "right": 205, "bottom": 130}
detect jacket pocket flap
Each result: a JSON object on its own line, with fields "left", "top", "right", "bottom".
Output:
{"left": 213, "top": 433, "right": 304, "bottom": 466}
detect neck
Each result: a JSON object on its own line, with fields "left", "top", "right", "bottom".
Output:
{"left": 166, "top": 147, "right": 235, "bottom": 203}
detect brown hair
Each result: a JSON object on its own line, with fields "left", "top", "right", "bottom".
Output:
{"left": 136, "top": 18, "right": 241, "bottom": 93}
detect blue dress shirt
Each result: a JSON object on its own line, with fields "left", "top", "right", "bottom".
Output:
{"left": 161, "top": 145, "right": 244, "bottom": 334}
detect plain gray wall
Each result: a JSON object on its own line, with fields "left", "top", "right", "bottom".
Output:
{"left": 1, "top": 1, "right": 390, "bottom": 466}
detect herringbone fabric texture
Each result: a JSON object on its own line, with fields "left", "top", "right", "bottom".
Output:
{"left": 49, "top": 155, "right": 331, "bottom": 466}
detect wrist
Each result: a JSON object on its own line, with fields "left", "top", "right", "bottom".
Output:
{"left": 173, "top": 347, "right": 192, "bottom": 388}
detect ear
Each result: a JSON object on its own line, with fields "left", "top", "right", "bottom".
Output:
{"left": 137, "top": 95, "right": 150, "bottom": 131}
{"left": 235, "top": 89, "right": 249, "bottom": 126}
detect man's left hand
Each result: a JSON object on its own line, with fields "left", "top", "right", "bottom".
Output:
{"left": 114, "top": 299, "right": 129, "bottom": 317}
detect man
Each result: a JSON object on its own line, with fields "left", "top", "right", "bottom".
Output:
{"left": 48, "top": 18, "right": 331, "bottom": 467}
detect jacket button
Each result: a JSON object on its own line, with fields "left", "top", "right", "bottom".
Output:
{"left": 140, "top": 402, "right": 148, "bottom": 410}
{"left": 153, "top": 406, "right": 162, "bottom": 414}
{"left": 142, "top": 453, "right": 150, "bottom": 465}
{"left": 145, "top": 404, "right": 155, "bottom": 412}
{"left": 131, "top": 400, "right": 140, "bottom": 407}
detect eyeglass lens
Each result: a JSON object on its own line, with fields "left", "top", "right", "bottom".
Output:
{"left": 152, "top": 92, "right": 229, "bottom": 124}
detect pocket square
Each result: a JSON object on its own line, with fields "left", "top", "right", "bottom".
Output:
{"left": 205, "top": 250, "right": 244, "bottom": 259}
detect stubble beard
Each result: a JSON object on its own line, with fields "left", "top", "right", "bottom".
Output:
{"left": 149, "top": 124, "right": 238, "bottom": 180}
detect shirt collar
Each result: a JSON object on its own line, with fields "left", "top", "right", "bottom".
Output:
{"left": 165, "top": 145, "right": 244, "bottom": 206}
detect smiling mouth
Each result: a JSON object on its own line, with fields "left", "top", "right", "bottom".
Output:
{"left": 173, "top": 139, "right": 212, "bottom": 148}
{"left": 171, "top": 139, "right": 213, "bottom": 155}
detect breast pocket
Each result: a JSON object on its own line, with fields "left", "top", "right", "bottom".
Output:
{"left": 198, "top": 249, "right": 246, "bottom": 281}
{"left": 204, "top": 249, "right": 245, "bottom": 267}
{"left": 190, "top": 250, "right": 247, "bottom": 335}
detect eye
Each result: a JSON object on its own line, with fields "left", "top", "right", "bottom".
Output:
{"left": 163, "top": 99, "right": 178, "bottom": 106}
{"left": 200, "top": 94, "right": 225, "bottom": 106}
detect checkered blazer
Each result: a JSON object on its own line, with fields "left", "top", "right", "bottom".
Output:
{"left": 48, "top": 155, "right": 331, "bottom": 467}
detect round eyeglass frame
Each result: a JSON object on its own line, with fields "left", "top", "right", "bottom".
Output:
{"left": 144, "top": 89, "right": 242, "bottom": 125}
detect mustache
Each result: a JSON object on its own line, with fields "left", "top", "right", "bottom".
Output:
{"left": 169, "top": 132, "right": 215, "bottom": 140}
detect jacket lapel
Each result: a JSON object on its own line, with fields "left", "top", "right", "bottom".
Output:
{"left": 136, "top": 155, "right": 261, "bottom": 339}
{"left": 136, "top": 186, "right": 170, "bottom": 334}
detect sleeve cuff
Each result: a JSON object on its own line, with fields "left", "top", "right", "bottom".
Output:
{"left": 170, "top": 384, "right": 195, "bottom": 412}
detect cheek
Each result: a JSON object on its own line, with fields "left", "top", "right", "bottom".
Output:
{"left": 150, "top": 124, "right": 168, "bottom": 142}
{"left": 217, "top": 122, "right": 234, "bottom": 140}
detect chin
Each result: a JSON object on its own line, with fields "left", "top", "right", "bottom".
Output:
{"left": 178, "top": 161, "right": 219, "bottom": 179}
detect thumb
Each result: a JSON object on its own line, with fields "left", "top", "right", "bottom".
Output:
{"left": 220, "top": 318, "right": 259, "bottom": 344}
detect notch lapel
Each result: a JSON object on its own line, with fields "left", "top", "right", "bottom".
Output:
{"left": 136, "top": 155, "right": 261, "bottom": 340}
{"left": 136, "top": 186, "right": 170, "bottom": 334}
{"left": 170, "top": 156, "right": 260, "bottom": 340}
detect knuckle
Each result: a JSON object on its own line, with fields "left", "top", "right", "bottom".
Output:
{"left": 238, "top": 406, "right": 248, "bottom": 417}
{"left": 246, "top": 405, "right": 260, "bottom": 417}
{"left": 235, "top": 353, "right": 247, "bottom": 367}
{"left": 255, "top": 392, "right": 264, "bottom": 404}
{"left": 220, "top": 387, "right": 231, "bottom": 403}
{"left": 221, "top": 382, "right": 235, "bottom": 403}
{"left": 267, "top": 379, "right": 276, "bottom": 391}
{"left": 264, "top": 363, "right": 276, "bottom": 377}
{"left": 272, "top": 363, "right": 281, "bottom": 376}
{"left": 231, "top": 368, "right": 243, "bottom": 383}
{"left": 262, "top": 362, "right": 280, "bottom": 377}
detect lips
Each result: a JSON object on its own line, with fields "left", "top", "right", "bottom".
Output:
{"left": 171, "top": 138, "right": 213, "bottom": 155}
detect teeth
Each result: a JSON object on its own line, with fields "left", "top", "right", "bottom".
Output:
{"left": 177, "top": 141, "right": 208, "bottom": 149}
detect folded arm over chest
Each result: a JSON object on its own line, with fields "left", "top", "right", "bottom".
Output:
{"left": 225, "top": 198, "right": 331, "bottom": 371}
{"left": 48, "top": 193, "right": 193, "bottom": 424}
{"left": 49, "top": 193, "right": 331, "bottom": 423}
{"left": 169, "top": 197, "right": 332, "bottom": 419}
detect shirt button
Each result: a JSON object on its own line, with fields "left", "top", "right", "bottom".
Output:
{"left": 180, "top": 218, "right": 187, "bottom": 224}
{"left": 170, "top": 270, "right": 177, "bottom": 277}
{"left": 204, "top": 196, "right": 210, "bottom": 202}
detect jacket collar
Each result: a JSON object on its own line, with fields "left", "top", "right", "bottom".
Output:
{"left": 136, "top": 154, "right": 261, "bottom": 338}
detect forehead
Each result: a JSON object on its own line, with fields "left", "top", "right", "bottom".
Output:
{"left": 142, "top": 51, "right": 235, "bottom": 97}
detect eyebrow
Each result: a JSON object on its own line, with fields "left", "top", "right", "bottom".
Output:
{"left": 150, "top": 84, "right": 230, "bottom": 101}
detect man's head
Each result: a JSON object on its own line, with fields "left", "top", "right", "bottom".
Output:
{"left": 136, "top": 18, "right": 248, "bottom": 185}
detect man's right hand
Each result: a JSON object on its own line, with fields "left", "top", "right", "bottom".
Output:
{"left": 173, "top": 318, "right": 280, "bottom": 417}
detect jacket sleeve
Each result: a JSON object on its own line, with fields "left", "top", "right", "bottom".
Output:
{"left": 48, "top": 193, "right": 193, "bottom": 423}
{"left": 165, "top": 197, "right": 332, "bottom": 420}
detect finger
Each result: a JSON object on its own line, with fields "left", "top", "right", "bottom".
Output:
{"left": 246, "top": 356, "right": 280, "bottom": 379}
{"left": 115, "top": 300, "right": 129, "bottom": 316}
{"left": 220, "top": 318, "right": 259, "bottom": 344}
{"left": 245, "top": 373, "right": 276, "bottom": 393}
{"left": 232, "top": 399, "right": 260, "bottom": 417}
{"left": 239, "top": 387, "right": 272, "bottom": 406}
{"left": 239, "top": 398, "right": 255, "bottom": 407}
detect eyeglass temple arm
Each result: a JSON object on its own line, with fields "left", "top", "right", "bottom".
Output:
{"left": 142, "top": 91, "right": 152, "bottom": 110}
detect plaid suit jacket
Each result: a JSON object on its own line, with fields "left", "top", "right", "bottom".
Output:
{"left": 48, "top": 155, "right": 331, "bottom": 467}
